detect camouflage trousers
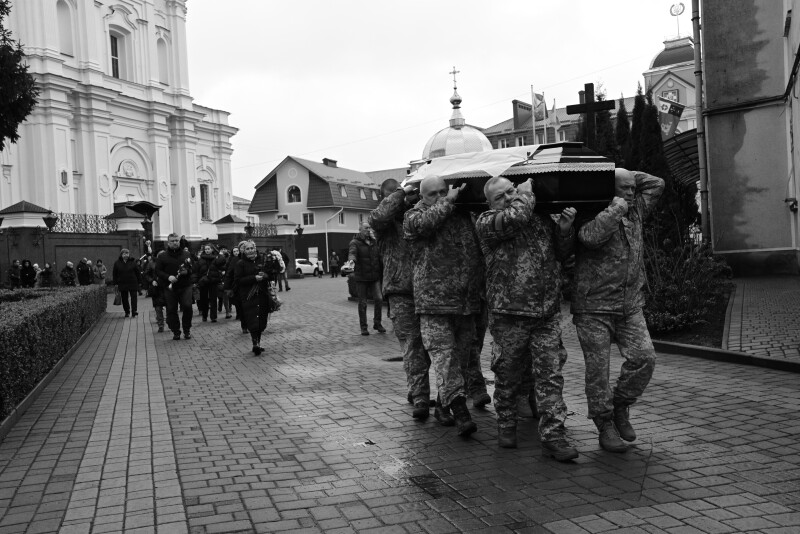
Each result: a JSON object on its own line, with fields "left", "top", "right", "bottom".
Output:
{"left": 387, "top": 295, "right": 430, "bottom": 404}
{"left": 489, "top": 313, "right": 568, "bottom": 441}
{"left": 463, "top": 305, "right": 489, "bottom": 397}
{"left": 419, "top": 314, "right": 476, "bottom": 408}
{"left": 573, "top": 309, "right": 656, "bottom": 421}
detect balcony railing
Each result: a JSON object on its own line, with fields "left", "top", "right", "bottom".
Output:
{"left": 51, "top": 213, "right": 118, "bottom": 234}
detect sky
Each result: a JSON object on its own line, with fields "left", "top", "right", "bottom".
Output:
{"left": 184, "top": 1, "right": 694, "bottom": 199}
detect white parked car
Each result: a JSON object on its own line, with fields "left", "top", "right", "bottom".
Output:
{"left": 295, "top": 258, "right": 322, "bottom": 277}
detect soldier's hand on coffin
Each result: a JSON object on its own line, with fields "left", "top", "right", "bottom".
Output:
{"left": 611, "top": 196, "right": 629, "bottom": 215}
{"left": 516, "top": 178, "right": 533, "bottom": 196}
{"left": 445, "top": 183, "right": 466, "bottom": 203}
{"left": 558, "top": 207, "right": 577, "bottom": 234}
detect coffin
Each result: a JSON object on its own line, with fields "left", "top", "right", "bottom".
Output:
{"left": 403, "top": 142, "right": 615, "bottom": 215}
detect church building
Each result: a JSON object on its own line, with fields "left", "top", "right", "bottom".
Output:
{"left": 1, "top": 0, "right": 237, "bottom": 241}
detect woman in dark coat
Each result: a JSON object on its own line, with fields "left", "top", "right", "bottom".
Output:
{"left": 20, "top": 259, "right": 37, "bottom": 288}
{"left": 234, "top": 241, "right": 282, "bottom": 354}
{"left": 224, "top": 245, "right": 244, "bottom": 332}
{"left": 195, "top": 244, "right": 220, "bottom": 322}
{"left": 113, "top": 248, "right": 143, "bottom": 317}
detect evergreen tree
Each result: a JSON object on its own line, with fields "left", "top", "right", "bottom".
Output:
{"left": 628, "top": 83, "right": 645, "bottom": 171}
{"left": 0, "top": 0, "right": 39, "bottom": 152}
{"left": 615, "top": 94, "right": 631, "bottom": 166}
{"left": 594, "top": 89, "right": 616, "bottom": 159}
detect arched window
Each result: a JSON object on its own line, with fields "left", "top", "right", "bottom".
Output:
{"left": 57, "top": 0, "right": 74, "bottom": 56}
{"left": 287, "top": 185, "right": 301, "bottom": 203}
{"left": 157, "top": 38, "right": 169, "bottom": 85}
{"left": 200, "top": 184, "right": 210, "bottom": 220}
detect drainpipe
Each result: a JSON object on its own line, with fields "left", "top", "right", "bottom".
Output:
{"left": 325, "top": 207, "right": 344, "bottom": 268}
{"left": 693, "top": 0, "right": 711, "bottom": 245}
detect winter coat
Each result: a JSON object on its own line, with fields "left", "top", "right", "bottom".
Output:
{"left": 76, "top": 260, "right": 93, "bottom": 285}
{"left": 6, "top": 265, "right": 21, "bottom": 288}
{"left": 368, "top": 189, "right": 414, "bottom": 297}
{"left": 39, "top": 268, "right": 53, "bottom": 288}
{"left": 94, "top": 264, "right": 107, "bottom": 284}
{"left": 347, "top": 233, "right": 381, "bottom": 283}
{"left": 154, "top": 248, "right": 194, "bottom": 290}
{"left": 20, "top": 263, "right": 37, "bottom": 288}
{"left": 224, "top": 255, "right": 240, "bottom": 292}
{"left": 194, "top": 253, "right": 219, "bottom": 286}
{"left": 403, "top": 199, "right": 485, "bottom": 315}
{"left": 143, "top": 258, "right": 166, "bottom": 306}
{"left": 571, "top": 171, "right": 665, "bottom": 316}
{"left": 476, "top": 193, "right": 573, "bottom": 318}
{"left": 234, "top": 254, "right": 273, "bottom": 333}
{"left": 60, "top": 266, "right": 76, "bottom": 286}
{"left": 113, "top": 257, "right": 143, "bottom": 292}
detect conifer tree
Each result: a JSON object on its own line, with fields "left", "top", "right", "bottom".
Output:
{"left": 0, "top": 0, "right": 39, "bottom": 152}
{"left": 594, "top": 89, "right": 616, "bottom": 159}
{"left": 627, "top": 83, "right": 645, "bottom": 171}
{"left": 615, "top": 95, "right": 631, "bottom": 166}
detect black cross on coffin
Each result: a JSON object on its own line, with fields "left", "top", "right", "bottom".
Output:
{"left": 566, "top": 83, "right": 615, "bottom": 150}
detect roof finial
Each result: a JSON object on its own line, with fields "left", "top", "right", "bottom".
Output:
{"left": 448, "top": 66, "right": 464, "bottom": 128}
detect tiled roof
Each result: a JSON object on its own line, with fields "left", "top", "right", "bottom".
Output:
{"left": 213, "top": 214, "right": 247, "bottom": 224}
{"left": 232, "top": 196, "right": 251, "bottom": 204}
{"left": 0, "top": 200, "right": 51, "bottom": 214}
{"left": 291, "top": 156, "right": 380, "bottom": 188}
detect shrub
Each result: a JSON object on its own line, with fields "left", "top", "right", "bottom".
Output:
{"left": 643, "top": 236, "right": 733, "bottom": 334}
{"left": 0, "top": 285, "right": 106, "bottom": 420}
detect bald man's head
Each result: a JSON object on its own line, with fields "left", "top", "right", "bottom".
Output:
{"left": 420, "top": 175, "right": 448, "bottom": 206}
{"left": 614, "top": 168, "right": 635, "bottom": 203}
{"left": 380, "top": 179, "right": 399, "bottom": 199}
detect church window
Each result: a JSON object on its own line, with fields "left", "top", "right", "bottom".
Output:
{"left": 157, "top": 38, "right": 169, "bottom": 85}
{"left": 200, "top": 184, "right": 211, "bottom": 220}
{"left": 302, "top": 213, "right": 315, "bottom": 226}
{"left": 498, "top": 139, "right": 508, "bottom": 149}
{"left": 371, "top": 191, "right": 378, "bottom": 201}
{"left": 110, "top": 35, "right": 120, "bottom": 78}
{"left": 287, "top": 185, "right": 301, "bottom": 203}
{"left": 338, "top": 212, "right": 345, "bottom": 225}
{"left": 338, "top": 185, "right": 347, "bottom": 197}
{"left": 57, "top": 0, "right": 74, "bottom": 57}
{"left": 358, "top": 188, "right": 366, "bottom": 200}
{"left": 515, "top": 136, "right": 525, "bottom": 146}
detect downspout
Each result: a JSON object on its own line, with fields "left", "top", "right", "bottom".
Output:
{"left": 325, "top": 207, "right": 344, "bottom": 268}
{"left": 693, "top": 0, "right": 711, "bottom": 245}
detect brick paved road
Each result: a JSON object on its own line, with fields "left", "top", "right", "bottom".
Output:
{"left": 726, "top": 276, "right": 800, "bottom": 363}
{"left": 1, "top": 276, "right": 799, "bottom": 533}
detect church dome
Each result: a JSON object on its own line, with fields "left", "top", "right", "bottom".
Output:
{"left": 421, "top": 80, "right": 492, "bottom": 160}
{"left": 650, "top": 36, "right": 694, "bottom": 69}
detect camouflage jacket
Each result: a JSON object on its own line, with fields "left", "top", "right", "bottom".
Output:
{"left": 476, "top": 194, "right": 574, "bottom": 318}
{"left": 368, "top": 189, "right": 413, "bottom": 297}
{"left": 571, "top": 171, "right": 665, "bottom": 315}
{"left": 403, "top": 199, "right": 484, "bottom": 315}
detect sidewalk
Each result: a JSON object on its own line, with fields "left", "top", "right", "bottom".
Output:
{"left": 724, "top": 276, "right": 800, "bottom": 363}
{"left": 0, "top": 276, "right": 799, "bottom": 533}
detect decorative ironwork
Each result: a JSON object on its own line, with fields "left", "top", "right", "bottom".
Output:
{"left": 249, "top": 223, "right": 277, "bottom": 238}
{"left": 52, "top": 213, "right": 118, "bottom": 234}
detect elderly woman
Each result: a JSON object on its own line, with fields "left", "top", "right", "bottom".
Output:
{"left": 233, "top": 240, "right": 284, "bottom": 355}
{"left": 113, "top": 248, "right": 143, "bottom": 317}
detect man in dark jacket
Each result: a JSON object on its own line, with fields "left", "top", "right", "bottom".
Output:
{"left": 348, "top": 222, "right": 385, "bottom": 336}
{"left": 113, "top": 249, "right": 143, "bottom": 317}
{"left": 144, "top": 252, "right": 166, "bottom": 332}
{"left": 572, "top": 168, "right": 664, "bottom": 453}
{"left": 476, "top": 177, "right": 578, "bottom": 459}
{"left": 369, "top": 179, "right": 433, "bottom": 420}
{"left": 156, "top": 233, "right": 195, "bottom": 340}
{"left": 277, "top": 248, "right": 291, "bottom": 292}
{"left": 6, "top": 259, "right": 21, "bottom": 289}
{"left": 403, "top": 175, "right": 484, "bottom": 438}
{"left": 76, "top": 257, "right": 93, "bottom": 286}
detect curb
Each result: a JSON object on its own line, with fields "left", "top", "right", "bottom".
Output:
{"left": 0, "top": 316, "right": 100, "bottom": 443}
{"left": 653, "top": 340, "right": 800, "bottom": 374}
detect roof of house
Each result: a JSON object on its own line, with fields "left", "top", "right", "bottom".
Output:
{"left": 0, "top": 200, "right": 51, "bottom": 214}
{"left": 232, "top": 196, "right": 251, "bottom": 204}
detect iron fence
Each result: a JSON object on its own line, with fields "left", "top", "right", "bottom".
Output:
{"left": 247, "top": 224, "right": 277, "bottom": 238}
{"left": 52, "top": 213, "right": 118, "bottom": 234}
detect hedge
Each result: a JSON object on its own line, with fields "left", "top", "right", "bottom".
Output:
{"left": 0, "top": 286, "right": 107, "bottom": 420}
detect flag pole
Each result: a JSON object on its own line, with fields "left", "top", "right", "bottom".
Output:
{"left": 531, "top": 85, "right": 536, "bottom": 145}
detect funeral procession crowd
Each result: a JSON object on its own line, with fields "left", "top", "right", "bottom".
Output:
{"left": 348, "top": 167, "right": 665, "bottom": 462}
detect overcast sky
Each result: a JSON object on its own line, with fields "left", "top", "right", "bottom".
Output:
{"left": 185, "top": 0, "right": 693, "bottom": 199}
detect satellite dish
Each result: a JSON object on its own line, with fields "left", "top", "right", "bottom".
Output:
{"left": 670, "top": 3, "right": 685, "bottom": 16}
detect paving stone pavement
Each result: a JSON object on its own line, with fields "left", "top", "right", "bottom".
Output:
{"left": 0, "top": 276, "right": 799, "bottom": 533}
{"left": 725, "top": 276, "right": 800, "bottom": 363}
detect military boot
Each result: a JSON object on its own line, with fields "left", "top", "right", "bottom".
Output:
{"left": 472, "top": 391, "right": 492, "bottom": 409}
{"left": 613, "top": 403, "right": 636, "bottom": 442}
{"left": 412, "top": 400, "right": 429, "bottom": 420}
{"left": 497, "top": 425, "right": 517, "bottom": 449}
{"left": 595, "top": 418, "right": 627, "bottom": 453}
{"left": 450, "top": 397, "right": 477, "bottom": 437}
{"left": 434, "top": 397, "right": 455, "bottom": 427}
{"left": 542, "top": 438, "right": 579, "bottom": 462}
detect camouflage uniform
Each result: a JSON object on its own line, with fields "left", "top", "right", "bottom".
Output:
{"left": 404, "top": 199, "right": 484, "bottom": 408}
{"left": 369, "top": 190, "right": 430, "bottom": 403}
{"left": 571, "top": 171, "right": 665, "bottom": 422}
{"left": 476, "top": 193, "right": 574, "bottom": 439}
{"left": 463, "top": 302, "right": 489, "bottom": 399}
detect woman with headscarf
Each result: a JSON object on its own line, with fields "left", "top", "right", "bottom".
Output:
{"left": 113, "top": 248, "right": 143, "bottom": 317}
{"left": 20, "top": 259, "right": 37, "bottom": 288}
{"left": 233, "top": 241, "right": 283, "bottom": 354}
